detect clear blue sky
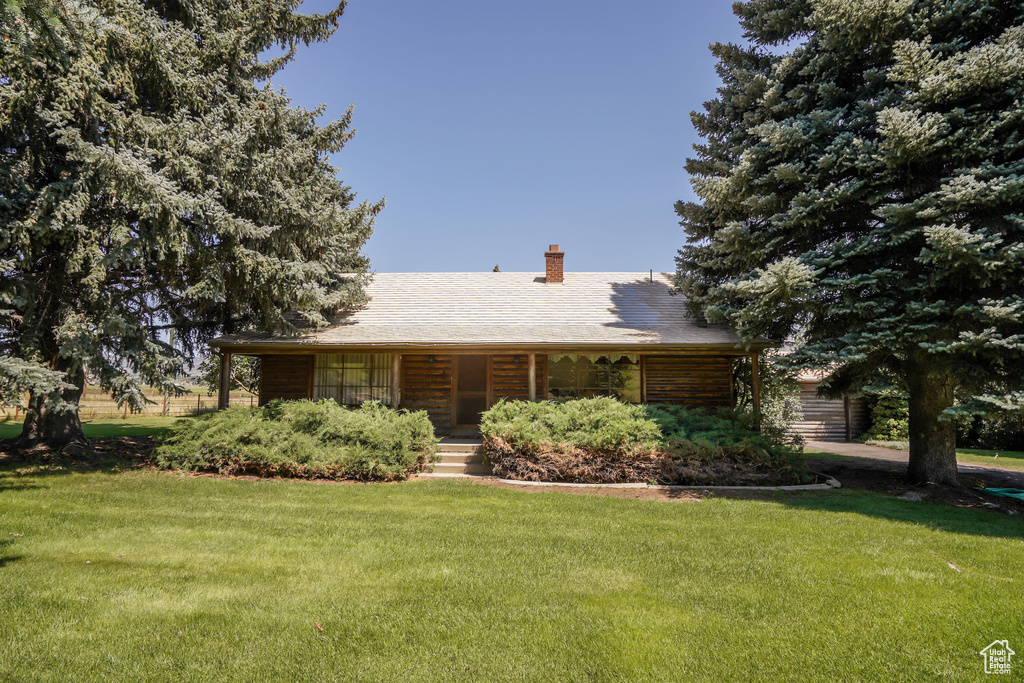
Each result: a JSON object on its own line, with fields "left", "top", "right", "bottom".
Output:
{"left": 272, "top": 0, "right": 745, "bottom": 273}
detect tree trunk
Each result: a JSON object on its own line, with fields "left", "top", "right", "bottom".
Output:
{"left": 905, "top": 354, "right": 958, "bottom": 486}
{"left": 18, "top": 361, "right": 87, "bottom": 448}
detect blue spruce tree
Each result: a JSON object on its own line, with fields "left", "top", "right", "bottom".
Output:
{"left": 1, "top": 0, "right": 379, "bottom": 446}
{"left": 677, "top": 0, "right": 1024, "bottom": 485}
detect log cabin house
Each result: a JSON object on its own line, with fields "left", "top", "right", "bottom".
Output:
{"left": 211, "top": 246, "right": 772, "bottom": 435}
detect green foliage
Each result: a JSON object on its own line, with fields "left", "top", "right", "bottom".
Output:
{"left": 481, "top": 398, "right": 802, "bottom": 484}
{"left": 200, "top": 355, "right": 261, "bottom": 396}
{"left": 644, "top": 404, "right": 798, "bottom": 466}
{"left": 733, "top": 354, "right": 804, "bottom": 443}
{"left": 480, "top": 397, "right": 663, "bottom": 456}
{"left": 955, "top": 413, "right": 1024, "bottom": 451}
{"left": 863, "top": 391, "right": 910, "bottom": 442}
{"left": 0, "top": 356, "right": 71, "bottom": 409}
{"left": 675, "top": 1, "right": 1024, "bottom": 482}
{"left": 153, "top": 400, "right": 438, "bottom": 481}
{"left": 0, "top": 0, "right": 378, "bottom": 441}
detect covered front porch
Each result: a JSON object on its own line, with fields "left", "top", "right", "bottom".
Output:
{"left": 214, "top": 347, "right": 763, "bottom": 435}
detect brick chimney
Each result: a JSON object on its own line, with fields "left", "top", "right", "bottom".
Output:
{"left": 544, "top": 244, "right": 564, "bottom": 283}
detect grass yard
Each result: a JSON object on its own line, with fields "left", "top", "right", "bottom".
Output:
{"left": 0, "top": 417, "right": 185, "bottom": 440}
{"left": 0, "top": 466, "right": 1021, "bottom": 681}
{"left": 955, "top": 448, "right": 1024, "bottom": 472}
{"left": 806, "top": 445, "right": 1024, "bottom": 473}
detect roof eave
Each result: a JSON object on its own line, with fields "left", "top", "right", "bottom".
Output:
{"left": 210, "top": 339, "right": 777, "bottom": 354}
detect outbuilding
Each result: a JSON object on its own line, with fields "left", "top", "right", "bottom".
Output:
{"left": 792, "top": 369, "right": 869, "bottom": 442}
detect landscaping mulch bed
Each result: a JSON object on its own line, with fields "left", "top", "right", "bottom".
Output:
{"left": 485, "top": 436, "right": 802, "bottom": 487}
{"left": 0, "top": 435, "right": 431, "bottom": 482}
{"left": 475, "top": 460, "right": 1024, "bottom": 512}
{"left": 3, "top": 436, "right": 1021, "bottom": 514}
{"left": 803, "top": 456, "right": 1024, "bottom": 516}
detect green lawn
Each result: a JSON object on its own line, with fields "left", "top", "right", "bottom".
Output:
{"left": 805, "top": 445, "right": 1024, "bottom": 473}
{"left": 0, "top": 416, "right": 186, "bottom": 440}
{"left": 0, "top": 467, "right": 1021, "bottom": 681}
{"left": 955, "top": 448, "right": 1024, "bottom": 472}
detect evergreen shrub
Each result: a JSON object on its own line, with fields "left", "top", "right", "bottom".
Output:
{"left": 955, "top": 413, "right": 1024, "bottom": 451}
{"left": 862, "top": 391, "right": 910, "bottom": 442}
{"left": 153, "top": 400, "right": 438, "bottom": 481}
{"left": 481, "top": 398, "right": 803, "bottom": 485}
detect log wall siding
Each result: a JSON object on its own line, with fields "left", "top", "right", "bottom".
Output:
{"left": 848, "top": 397, "right": 869, "bottom": 439}
{"left": 401, "top": 354, "right": 454, "bottom": 432}
{"left": 792, "top": 381, "right": 869, "bottom": 442}
{"left": 258, "top": 355, "right": 313, "bottom": 405}
{"left": 489, "top": 354, "right": 547, "bottom": 402}
{"left": 643, "top": 355, "right": 733, "bottom": 407}
{"left": 255, "top": 352, "right": 742, "bottom": 428}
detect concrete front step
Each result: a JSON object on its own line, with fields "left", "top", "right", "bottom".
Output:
{"left": 437, "top": 452, "right": 483, "bottom": 464}
{"left": 437, "top": 439, "right": 483, "bottom": 454}
{"left": 431, "top": 462, "right": 492, "bottom": 475}
{"left": 433, "top": 439, "right": 487, "bottom": 474}
{"left": 448, "top": 429, "right": 483, "bottom": 439}
{"left": 419, "top": 472, "right": 491, "bottom": 479}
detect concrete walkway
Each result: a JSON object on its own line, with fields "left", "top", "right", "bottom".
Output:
{"left": 807, "top": 441, "right": 914, "bottom": 463}
{"left": 806, "top": 440, "right": 1024, "bottom": 485}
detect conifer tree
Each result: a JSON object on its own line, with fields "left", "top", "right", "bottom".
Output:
{"left": 1, "top": 0, "right": 379, "bottom": 447}
{"left": 677, "top": 0, "right": 1024, "bottom": 485}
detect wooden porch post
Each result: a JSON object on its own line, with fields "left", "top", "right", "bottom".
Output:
{"left": 751, "top": 352, "right": 761, "bottom": 432}
{"left": 391, "top": 354, "right": 401, "bottom": 408}
{"left": 528, "top": 353, "right": 537, "bottom": 401}
{"left": 844, "top": 395, "right": 852, "bottom": 442}
{"left": 217, "top": 351, "right": 232, "bottom": 410}
{"left": 640, "top": 356, "right": 647, "bottom": 404}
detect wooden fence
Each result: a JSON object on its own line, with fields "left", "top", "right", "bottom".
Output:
{"left": 1, "top": 385, "right": 257, "bottom": 421}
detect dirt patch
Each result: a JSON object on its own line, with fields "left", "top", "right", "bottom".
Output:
{"left": 0, "top": 435, "right": 155, "bottom": 467}
{"left": 804, "top": 456, "right": 1024, "bottom": 515}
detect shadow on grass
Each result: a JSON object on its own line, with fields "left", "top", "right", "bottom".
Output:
{"left": 0, "top": 475, "right": 48, "bottom": 492}
{"left": 0, "top": 451, "right": 141, "bottom": 486}
{"left": 0, "top": 537, "right": 23, "bottom": 569}
{"left": 770, "top": 489, "right": 1024, "bottom": 541}
{"left": 80, "top": 422, "right": 176, "bottom": 438}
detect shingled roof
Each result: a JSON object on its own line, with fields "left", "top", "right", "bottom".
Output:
{"left": 213, "top": 272, "right": 762, "bottom": 351}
